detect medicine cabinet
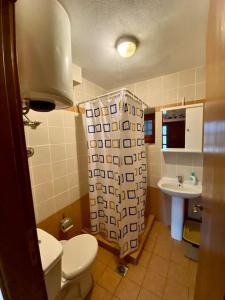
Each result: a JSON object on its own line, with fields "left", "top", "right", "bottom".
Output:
{"left": 161, "top": 103, "right": 203, "bottom": 153}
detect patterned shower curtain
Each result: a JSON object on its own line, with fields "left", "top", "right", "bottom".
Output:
{"left": 84, "top": 93, "right": 147, "bottom": 258}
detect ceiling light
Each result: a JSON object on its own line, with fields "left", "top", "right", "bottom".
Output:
{"left": 116, "top": 37, "right": 137, "bottom": 58}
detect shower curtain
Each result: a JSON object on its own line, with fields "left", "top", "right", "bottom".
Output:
{"left": 84, "top": 93, "right": 147, "bottom": 257}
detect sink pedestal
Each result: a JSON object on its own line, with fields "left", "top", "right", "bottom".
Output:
{"left": 171, "top": 196, "right": 184, "bottom": 241}
{"left": 158, "top": 177, "right": 202, "bottom": 241}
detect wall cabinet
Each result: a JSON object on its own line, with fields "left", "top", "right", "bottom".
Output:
{"left": 161, "top": 103, "right": 203, "bottom": 153}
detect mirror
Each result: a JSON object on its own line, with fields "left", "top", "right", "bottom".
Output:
{"left": 162, "top": 108, "right": 186, "bottom": 149}
{"left": 161, "top": 104, "right": 203, "bottom": 152}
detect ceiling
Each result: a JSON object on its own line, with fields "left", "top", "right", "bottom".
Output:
{"left": 59, "top": 0, "right": 209, "bottom": 89}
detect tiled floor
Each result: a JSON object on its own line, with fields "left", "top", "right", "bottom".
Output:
{"left": 87, "top": 222, "right": 198, "bottom": 300}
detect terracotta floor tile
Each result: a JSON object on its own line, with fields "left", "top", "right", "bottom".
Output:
{"left": 157, "top": 227, "right": 171, "bottom": 244}
{"left": 146, "top": 226, "right": 159, "bottom": 242}
{"left": 163, "top": 280, "right": 189, "bottom": 300}
{"left": 167, "top": 261, "right": 190, "bottom": 288}
{"left": 115, "top": 277, "right": 140, "bottom": 300}
{"left": 87, "top": 284, "right": 113, "bottom": 300}
{"left": 98, "top": 267, "right": 121, "bottom": 293}
{"left": 188, "top": 260, "right": 198, "bottom": 288}
{"left": 138, "top": 249, "right": 152, "bottom": 268}
{"left": 154, "top": 240, "right": 173, "bottom": 260}
{"left": 97, "top": 247, "right": 114, "bottom": 265}
{"left": 142, "top": 269, "right": 166, "bottom": 297}
{"left": 171, "top": 241, "right": 190, "bottom": 268}
{"left": 137, "top": 288, "right": 162, "bottom": 300}
{"left": 148, "top": 254, "right": 170, "bottom": 277}
{"left": 126, "top": 264, "right": 146, "bottom": 286}
{"left": 91, "top": 260, "right": 107, "bottom": 283}
{"left": 151, "top": 221, "right": 164, "bottom": 235}
{"left": 108, "top": 254, "right": 120, "bottom": 270}
{"left": 144, "top": 236, "right": 156, "bottom": 252}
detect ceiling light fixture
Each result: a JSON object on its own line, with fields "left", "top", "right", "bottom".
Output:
{"left": 116, "top": 36, "right": 137, "bottom": 58}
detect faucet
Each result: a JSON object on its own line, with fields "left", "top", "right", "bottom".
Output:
{"left": 177, "top": 175, "right": 183, "bottom": 185}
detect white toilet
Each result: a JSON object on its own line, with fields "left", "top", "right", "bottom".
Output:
{"left": 37, "top": 228, "right": 98, "bottom": 300}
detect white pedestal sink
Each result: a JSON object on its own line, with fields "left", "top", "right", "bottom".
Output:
{"left": 158, "top": 177, "right": 202, "bottom": 241}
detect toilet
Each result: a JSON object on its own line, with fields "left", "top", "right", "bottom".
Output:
{"left": 37, "top": 228, "right": 98, "bottom": 300}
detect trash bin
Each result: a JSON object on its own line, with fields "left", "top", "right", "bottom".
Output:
{"left": 183, "top": 219, "right": 201, "bottom": 261}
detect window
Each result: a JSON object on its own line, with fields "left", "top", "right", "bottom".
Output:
{"left": 144, "top": 113, "right": 155, "bottom": 143}
{"left": 162, "top": 125, "right": 167, "bottom": 149}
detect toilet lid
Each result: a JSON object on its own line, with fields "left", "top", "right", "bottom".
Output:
{"left": 61, "top": 234, "right": 98, "bottom": 280}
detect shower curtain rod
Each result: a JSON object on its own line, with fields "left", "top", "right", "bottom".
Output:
{"left": 77, "top": 88, "right": 148, "bottom": 108}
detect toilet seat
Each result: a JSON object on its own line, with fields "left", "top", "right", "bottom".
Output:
{"left": 61, "top": 234, "right": 98, "bottom": 280}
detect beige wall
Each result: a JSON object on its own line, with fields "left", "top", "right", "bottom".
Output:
{"left": 25, "top": 78, "right": 105, "bottom": 223}
{"left": 116, "top": 65, "right": 205, "bottom": 188}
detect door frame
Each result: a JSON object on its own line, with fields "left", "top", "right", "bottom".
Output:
{"left": 0, "top": 1, "right": 47, "bottom": 299}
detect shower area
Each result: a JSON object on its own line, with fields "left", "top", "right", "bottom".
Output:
{"left": 80, "top": 89, "right": 154, "bottom": 262}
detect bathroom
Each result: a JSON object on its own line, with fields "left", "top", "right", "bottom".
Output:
{"left": 0, "top": 0, "right": 225, "bottom": 300}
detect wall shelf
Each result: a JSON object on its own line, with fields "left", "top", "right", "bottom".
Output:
{"left": 161, "top": 148, "right": 202, "bottom": 153}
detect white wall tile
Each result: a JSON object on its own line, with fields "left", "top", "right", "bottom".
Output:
{"left": 48, "top": 127, "right": 64, "bottom": 144}
{"left": 164, "top": 88, "right": 178, "bottom": 105}
{"left": 66, "top": 158, "right": 77, "bottom": 174}
{"left": 179, "top": 68, "right": 195, "bottom": 87}
{"left": 34, "top": 182, "right": 54, "bottom": 204}
{"left": 63, "top": 111, "right": 76, "bottom": 127}
{"left": 28, "top": 110, "right": 48, "bottom": 125}
{"left": 32, "top": 164, "right": 52, "bottom": 185}
{"left": 52, "top": 160, "right": 67, "bottom": 179}
{"left": 54, "top": 190, "right": 70, "bottom": 211}
{"left": 47, "top": 110, "right": 63, "bottom": 127}
{"left": 53, "top": 176, "right": 68, "bottom": 195}
{"left": 196, "top": 65, "right": 206, "bottom": 83}
{"left": 67, "top": 172, "right": 79, "bottom": 189}
{"left": 28, "top": 127, "right": 49, "bottom": 146}
{"left": 178, "top": 85, "right": 196, "bottom": 102}
{"left": 36, "top": 199, "right": 56, "bottom": 223}
{"left": 163, "top": 73, "right": 178, "bottom": 90}
{"left": 30, "top": 145, "right": 50, "bottom": 166}
{"left": 64, "top": 127, "right": 76, "bottom": 143}
{"left": 65, "top": 143, "right": 77, "bottom": 159}
{"left": 68, "top": 186, "right": 80, "bottom": 204}
{"left": 196, "top": 82, "right": 206, "bottom": 100}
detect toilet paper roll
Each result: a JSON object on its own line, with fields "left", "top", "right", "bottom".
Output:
{"left": 61, "top": 224, "right": 74, "bottom": 233}
{"left": 60, "top": 216, "right": 74, "bottom": 232}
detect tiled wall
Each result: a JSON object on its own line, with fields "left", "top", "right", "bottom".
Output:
{"left": 116, "top": 66, "right": 205, "bottom": 188}
{"left": 25, "top": 78, "right": 105, "bottom": 223}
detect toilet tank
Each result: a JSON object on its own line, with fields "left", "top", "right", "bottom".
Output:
{"left": 37, "top": 229, "right": 63, "bottom": 300}
{"left": 15, "top": 0, "right": 73, "bottom": 111}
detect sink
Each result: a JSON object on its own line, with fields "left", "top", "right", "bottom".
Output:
{"left": 158, "top": 178, "right": 202, "bottom": 199}
{"left": 158, "top": 177, "right": 202, "bottom": 241}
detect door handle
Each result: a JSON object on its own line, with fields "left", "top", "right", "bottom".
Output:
{"left": 192, "top": 204, "right": 204, "bottom": 213}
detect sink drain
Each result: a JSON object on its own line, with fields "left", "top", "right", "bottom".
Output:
{"left": 116, "top": 264, "right": 128, "bottom": 276}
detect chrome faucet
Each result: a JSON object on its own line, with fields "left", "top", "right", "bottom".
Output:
{"left": 177, "top": 175, "right": 183, "bottom": 184}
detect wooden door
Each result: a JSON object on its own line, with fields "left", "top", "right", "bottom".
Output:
{"left": 195, "top": 0, "right": 225, "bottom": 299}
{"left": 0, "top": 1, "right": 47, "bottom": 299}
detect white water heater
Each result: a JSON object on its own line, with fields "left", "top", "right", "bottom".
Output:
{"left": 16, "top": 0, "right": 73, "bottom": 111}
